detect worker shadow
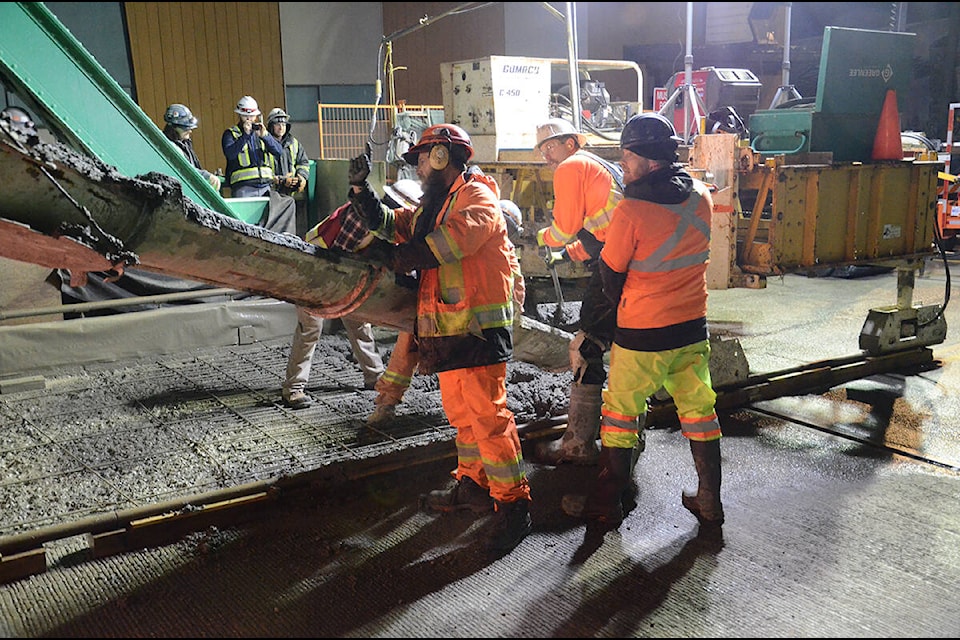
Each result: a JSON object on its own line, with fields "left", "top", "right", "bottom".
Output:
{"left": 513, "top": 529, "right": 724, "bottom": 638}
{"left": 41, "top": 463, "right": 514, "bottom": 638}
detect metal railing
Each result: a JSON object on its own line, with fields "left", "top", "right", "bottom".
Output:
{"left": 317, "top": 103, "right": 444, "bottom": 162}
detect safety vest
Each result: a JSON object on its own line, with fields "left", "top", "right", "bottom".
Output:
{"left": 226, "top": 126, "right": 276, "bottom": 185}
{"left": 602, "top": 179, "right": 713, "bottom": 330}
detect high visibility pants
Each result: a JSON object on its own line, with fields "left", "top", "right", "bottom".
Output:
{"left": 438, "top": 362, "right": 531, "bottom": 503}
{"left": 600, "top": 340, "right": 722, "bottom": 449}
{"left": 373, "top": 331, "right": 417, "bottom": 406}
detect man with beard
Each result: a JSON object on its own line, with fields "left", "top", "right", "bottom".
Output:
{"left": 563, "top": 113, "right": 724, "bottom": 531}
{"left": 347, "top": 125, "right": 532, "bottom": 554}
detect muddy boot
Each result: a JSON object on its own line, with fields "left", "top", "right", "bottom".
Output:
{"left": 420, "top": 476, "right": 494, "bottom": 514}
{"left": 533, "top": 383, "right": 601, "bottom": 465}
{"left": 486, "top": 499, "right": 532, "bottom": 553}
{"left": 562, "top": 446, "right": 635, "bottom": 526}
{"left": 681, "top": 439, "right": 724, "bottom": 526}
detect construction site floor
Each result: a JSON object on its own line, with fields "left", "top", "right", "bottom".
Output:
{"left": 1, "top": 260, "right": 959, "bottom": 637}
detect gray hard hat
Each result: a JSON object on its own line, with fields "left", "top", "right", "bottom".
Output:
{"left": 164, "top": 103, "right": 198, "bottom": 129}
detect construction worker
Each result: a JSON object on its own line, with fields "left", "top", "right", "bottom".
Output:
{"left": 348, "top": 125, "right": 532, "bottom": 554}
{"left": 161, "top": 103, "right": 221, "bottom": 190}
{"left": 368, "top": 188, "right": 526, "bottom": 427}
{"left": 265, "top": 107, "right": 310, "bottom": 230}
{"left": 221, "top": 96, "right": 296, "bottom": 234}
{"left": 281, "top": 197, "right": 387, "bottom": 409}
{"left": 532, "top": 117, "right": 625, "bottom": 466}
{"left": 563, "top": 112, "right": 723, "bottom": 529}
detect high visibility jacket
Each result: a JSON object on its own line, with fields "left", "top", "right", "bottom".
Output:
{"left": 600, "top": 175, "right": 713, "bottom": 334}
{"left": 380, "top": 169, "right": 515, "bottom": 374}
{"left": 270, "top": 133, "right": 310, "bottom": 185}
{"left": 540, "top": 150, "right": 623, "bottom": 262}
{"left": 221, "top": 125, "right": 281, "bottom": 187}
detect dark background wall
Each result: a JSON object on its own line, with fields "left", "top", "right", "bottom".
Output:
{"left": 3, "top": 2, "right": 958, "bottom": 169}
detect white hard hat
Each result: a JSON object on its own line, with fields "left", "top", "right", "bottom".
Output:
{"left": 234, "top": 95, "right": 261, "bottom": 116}
{"left": 536, "top": 118, "right": 586, "bottom": 149}
{"left": 383, "top": 179, "right": 423, "bottom": 209}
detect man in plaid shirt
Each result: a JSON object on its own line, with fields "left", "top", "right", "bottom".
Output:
{"left": 281, "top": 201, "right": 386, "bottom": 409}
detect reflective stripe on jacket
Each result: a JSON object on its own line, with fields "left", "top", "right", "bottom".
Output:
{"left": 223, "top": 126, "right": 277, "bottom": 186}
{"left": 382, "top": 170, "right": 515, "bottom": 373}
{"left": 600, "top": 179, "right": 713, "bottom": 330}
{"left": 540, "top": 150, "right": 623, "bottom": 262}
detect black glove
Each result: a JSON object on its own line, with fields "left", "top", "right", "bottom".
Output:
{"left": 348, "top": 143, "right": 372, "bottom": 186}
{"left": 393, "top": 240, "right": 439, "bottom": 274}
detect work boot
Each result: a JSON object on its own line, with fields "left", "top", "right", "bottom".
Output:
{"left": 533, "top": 383, "right": 602, "bottom": 465}
{"left": 682, "top": 439, "right": 724, "bottom": 526}
{"left": 282, "top": 389, "right": 312, "bottom": 409}
{"left": 366, "top": 403, "right": 396, "bottom": 427}
{"left": 421, "top": 476, "right": 494, "bottom": 514}
{"left": 562, "top": 446, "right": 636, "bottom": 526}
{"left": 486, "top": 499, "right": 532, "bottom": 553}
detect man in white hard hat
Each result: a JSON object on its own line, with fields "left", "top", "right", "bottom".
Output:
{"left": 221, "top": 96, "right": 296, "bottom": 234}
{"left": 532, "top": 117, "right": 626, "bottom": 467}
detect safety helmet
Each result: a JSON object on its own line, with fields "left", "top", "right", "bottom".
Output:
{"left": 383, "top": 179, "right": 423, "bottom": 209}
{"left": 234, "top": 95, "right": 261, "bottom": 117}
{"left": 0, "top": 106, "right": 37, "bottom": 136}
{"left": 267, "top": 108, "right": 289, "bottom": 127}
{"left": 164, "top": 103, "right": 198, "bottom": 129}
{"left": 536, "top": 118, "right": 586, "bottom": 149}
{"left": 619, "top": 112, "right": 683, "bottom": 161}
{"left": 499, "top": 199, "right": 524, "bottom": 242}
{"left": 402, "top": 123, "right": 474, "bottom": 166}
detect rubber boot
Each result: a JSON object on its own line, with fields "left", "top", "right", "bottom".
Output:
{"left": 562, "top": 446, "right": 634, "bottom": 526}
{"left": 533, "top": 383, "right": 601, "bottom": 465}
{"left": 681, "top": 439, "right": 724, "bottom": 526}
{"left": 486, "top": 499, "right": 532, "bottom": 554}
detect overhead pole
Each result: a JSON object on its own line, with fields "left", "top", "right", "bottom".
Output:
{"left": 656, "top": 1, "right": 705, "bottom": 144}
{"left": 768, "top": 2, "right": 803, "bottom": 109}
{"left": 563, "top": 2, "right": 582, "bottom": 132}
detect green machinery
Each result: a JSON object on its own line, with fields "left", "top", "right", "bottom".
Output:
{"left": 0, "top": 2, "right": 267, "bottom": 224}
{"left": 749, "top": 27, "right": 915, "bottom": 162}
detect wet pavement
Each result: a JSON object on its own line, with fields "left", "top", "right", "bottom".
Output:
{"left": 0, "top": 258, "right": 958, "bottom": 637}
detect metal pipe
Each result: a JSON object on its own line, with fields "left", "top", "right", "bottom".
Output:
{"left": 683, "top": 1, "right": 694, "bottom": 142}
{"left": 565, "top": 2, "right": 581, "bottom": 131}
{"left": 0, "top": 287, "right": 241, "bottom": 321}
{"left": 781, "top": 2, "right": 793, "bottom": 88}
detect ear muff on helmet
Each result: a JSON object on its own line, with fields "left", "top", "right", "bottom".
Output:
{"left": 428, "top": 144, "right": 449, "bottom": 171}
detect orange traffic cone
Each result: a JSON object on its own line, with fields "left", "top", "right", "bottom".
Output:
{"left": 872, "top": 88, "right": 903, "bottom": 161}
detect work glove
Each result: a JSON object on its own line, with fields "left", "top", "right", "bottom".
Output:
{"left": 544, "top": 248, "right": 568, "bottom": 268}
{"left": 206, "top": 173, "right": 221, "bottom": 190}
{"left": 392, "top": 240, "right": 439, "bottom": 274}
{"left": 536, "top": 227, "right": 550, "bottom": 247}
{"left": 348, "top": 143, "right": 372, "bottom": 186}
{"left": 296, "top": 175, "right": 307, "bottom": 193}
{"left": 349, "top": 185, "right": 386, "bottom": 230}
{"left": 568, "top": 330, "right": 591, "bottom": 384}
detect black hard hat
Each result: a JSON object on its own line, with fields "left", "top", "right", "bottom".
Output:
{"left": 620, "top": 112, "right": 683, "bottom": 161}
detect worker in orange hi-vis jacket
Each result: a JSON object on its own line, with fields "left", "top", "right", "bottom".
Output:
{"left": 532, "top": 117, "right": 625, "bottom": 467}
{"left": 563, "top": 113, "right": 724, "bottom": 532}
{"left": 347, "top": 125, "right": 531, "bottom": 555}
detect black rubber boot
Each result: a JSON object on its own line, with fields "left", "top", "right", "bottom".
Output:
{"left": 563, "top": 446, "right": 635, "bottom": 526}
{"left": 421, "top": 476, "right": 494, "bottom": 514}
{"left": 682, "top": 439, "right": 724, "bottom": 526}
{"left": 486, "top": 499, "right": 532, "bottom": 553}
